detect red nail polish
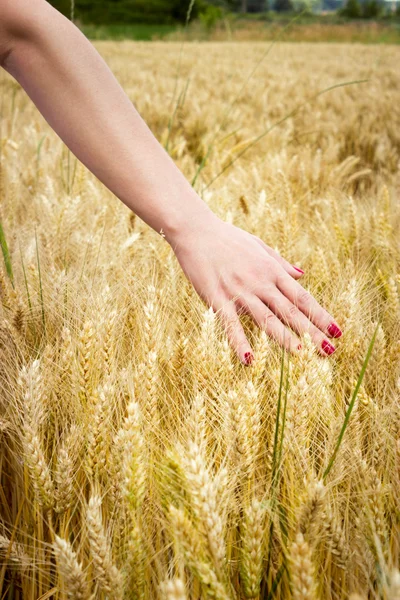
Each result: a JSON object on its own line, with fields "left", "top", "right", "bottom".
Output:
{"left": 244, "top": 352, "right": 254, "bottom": 365}
{"left": 322, "top": 339, "right": 336, "bottom": 355}
{"left": 297, "top": 343, "right": 302, "bottom": 350}
{"left": 293, "top": 265, "right": 304, "bottom": 274}
{"left": 327, "top": 323, "right": 342, "bottom": 338}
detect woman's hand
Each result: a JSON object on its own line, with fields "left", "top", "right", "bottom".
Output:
{"left": 0, "top": 1, "right": 338, "bottom": 364}
{"left": 172, "top": 215, "right": 342, "bottom": 365}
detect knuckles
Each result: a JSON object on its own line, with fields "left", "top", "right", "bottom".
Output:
{"left": 262, "top": 311, "right": 277, "bottom": 329}
{"left": 288, "top": 303, "right": 299, "bottom": 318}
{"left": 297, "top": 290, "right": 312, "bottom": 305}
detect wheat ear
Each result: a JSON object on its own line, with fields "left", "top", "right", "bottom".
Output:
{"left": 53, "top": 535, "right": 92, "bottom": 600}
{"left": 78, "top": 320, "right": 95, "bottom": 401}
{"left": 239, "top": 497, "right": 267, "bottom": 598}
{"left": 86, "top": 494, "right": 123, "bottom": 600}
{"left": 289, "top": 532, "right": 317, "bottom": 600}
{"left": 178, "top": 439, "right": 226, "bottom": 572}
{"left": 19, "top": 360, "right": 54, "bottom": 509}
{"left": 0, "top": 534, "right": 30, "bottom": 573}
{"left": 168, "top": 505, "right": 231, "bottom": 600}
{"left": 54, "top": 424, "right": 79, "bottom": 513}
{"left": 160, "top": 577, "right": 188, "bottom": 600}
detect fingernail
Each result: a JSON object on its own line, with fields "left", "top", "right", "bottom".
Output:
{"left": 297, "top": 343, "right": 302, "bottom": 351}
{"left": 321, "top": 339, "right": 336, "bottom": 355}
{"left": 244, "top": 351, "right": 254, "bottom": 365}
{"left": 293, "top": 265, "right": 304, "bottom": 274}
{"left": 327, "top": 322, "right": 342, "bottom": 338}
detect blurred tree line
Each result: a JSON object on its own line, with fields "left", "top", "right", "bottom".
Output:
{"left": 50, "top": 0, "right": 205, "bottom": 24}
{"left": 339, "top": 0, "right": 398, "bottom": 17}
{"left": 49, "top": 0, "right": 400, "bottom": 23}
{"left": 49, "top": 0, "right": 294, "bottom": 24}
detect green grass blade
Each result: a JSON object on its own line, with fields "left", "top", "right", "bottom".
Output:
{"left": 264, "top": 343, "right": 287, "bottom": 583}
{"left": 276, "top": 351, "right": 290, "bottom": 481}
{"left": 278, "top": 504, "right": 289, "bottom": 544}
{"left": 19, "top": 244, "right": 32, "bottom": 312}
{"left": 191, "top": 9, "right": 309, "bottom": 188}
{"left": 271, "top": 343, "right": 286, "bottom": 487}
{"left": 323, "top": 321, "right": 380, "bottom": 481}
{"left": 165, "top": 78, "right": 191, "bottom": 153}
{"left": 0, "top": 219, "right": 14, "bottom": 286}
{"left": 201, "top": 77, "right": 369, "bottom": 193}
{"left": 266, "top": 562, "right": 285, "bottom": 600}
{"left": 164, "top": 0, "right": 195, "bottom": 153}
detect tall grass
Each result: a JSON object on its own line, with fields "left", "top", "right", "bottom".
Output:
{"left": 0, "top": 40, "right": 399, "bottom": 599}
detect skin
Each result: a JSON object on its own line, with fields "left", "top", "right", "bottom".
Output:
{"left": 0, "top": 0, "right": 342, "bottom": 365}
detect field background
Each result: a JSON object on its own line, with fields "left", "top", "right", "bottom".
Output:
{"left": 79, "top": 17, "right": 400, "bottom": 44}
{"left": 1, "top": 32, "right": 400, "bottom": 600}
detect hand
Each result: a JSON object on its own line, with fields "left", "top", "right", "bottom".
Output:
{"left": 172, "top": 216, "right": 342, "bottom": 365}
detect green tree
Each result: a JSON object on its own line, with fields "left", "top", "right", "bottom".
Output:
{"left": 199, "top": 3, "right": 223, "bottom": 27}
{"left": 274, "top": 0, "right": 294, "bottom": 11}
{"left": 340, "top": 0, "right": 362, "bottom": 17}
{"left": 362, "top": 0, "right": 382, "bottom": 17}
{"left": 48, "top": 0, "right": 203, "bottom": 24}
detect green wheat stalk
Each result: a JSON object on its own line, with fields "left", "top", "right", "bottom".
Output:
{"left": 0, "top": 219, "right": 14, "bottom": 286}
{"left": 191, "top": 9, "right": 309, "bottom": 188}
{"left": 323, "top": 320, "right": 380, "bottom": 480}
{"left": 164, "top": 0, "right": 196, "bottom": 153}
{"left": 201, "top": 78, "right": 369, "bottom": 192}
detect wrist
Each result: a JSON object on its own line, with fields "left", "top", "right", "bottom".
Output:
{"left": 162, "top": 191, "right": 222, "bottom": 251}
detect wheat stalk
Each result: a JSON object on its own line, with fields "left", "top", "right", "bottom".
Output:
{"left": 86, "top": 494, "right": 123, "bottom": 599}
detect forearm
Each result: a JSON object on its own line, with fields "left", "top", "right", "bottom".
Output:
{"left": 1, "top": 0, "right": 216, "bottom": 246}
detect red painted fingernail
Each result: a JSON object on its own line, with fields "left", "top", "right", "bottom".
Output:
{"left": 297, "top": 343, "right": 302, "bottom": 350}
{"left": 293, "top": 265, "right": 304, "bottom": 274}
{"left": 244, "top": 352, "right": 254, "bottom": 365}
{"left": 327, "top": 322, "right": 342, "bottom": 338}
{"left": 321, "top": 339, "right": 336, "bottom": 355}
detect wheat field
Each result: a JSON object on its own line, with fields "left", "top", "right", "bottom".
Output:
{"left": 0, "top": 40, "right": 400, "bottom": 600}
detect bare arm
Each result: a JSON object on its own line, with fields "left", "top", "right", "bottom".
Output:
{"left": 0, "top": 0, "right": 214, "bottom": 243}
{"left": 0, "top": 0, "right": 342, "bottom": 363}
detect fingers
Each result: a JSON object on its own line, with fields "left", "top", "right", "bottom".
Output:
{"left": 261, "top": 287, "right": 336, "bottom": 356}
{"left": 236, "top": 294, "right": 302, "bottom": 354}
{"left": 274, "top": 269, "right": 343, "bottom": 343}
{"left": 215, "top": 299, "right": 254, "bottom": 366}
{"left": 215, "top": 291, "right": 302, "bottom": 366}
{"left": 252, "top": 235, "right": 304, "bottom": 280}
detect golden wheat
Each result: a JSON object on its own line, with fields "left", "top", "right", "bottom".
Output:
{"left": 0, "top": 40, "right": 399, "bottom": 599}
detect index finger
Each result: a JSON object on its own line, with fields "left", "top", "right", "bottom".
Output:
{"left": 275, "top": 271, "right": 343, "bottom": 339}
